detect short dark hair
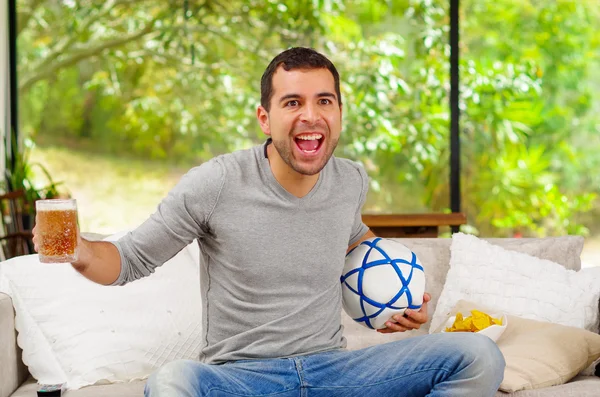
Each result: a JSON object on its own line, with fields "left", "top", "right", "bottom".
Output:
{"left": 260, "top": 47, "right": 342, "bottom": 112}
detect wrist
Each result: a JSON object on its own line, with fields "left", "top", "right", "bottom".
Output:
{"left": 71, "top": 238, "right": 91, "bottom": 271}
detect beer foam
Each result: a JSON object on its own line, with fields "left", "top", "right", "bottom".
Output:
{"left": 36, "top": 200, "right": 76, "bottom": 211}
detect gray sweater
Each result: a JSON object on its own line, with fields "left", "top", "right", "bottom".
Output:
{"left": 112, "top": 141, "right": 369, "bottom": 364}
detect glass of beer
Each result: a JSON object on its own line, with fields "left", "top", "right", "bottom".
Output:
{"left": 35, "top": 199, "right": 79, "bottom": 263}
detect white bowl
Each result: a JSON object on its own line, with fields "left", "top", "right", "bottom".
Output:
{"left": 441, "top": 313, "right": 508, "bottom": 342}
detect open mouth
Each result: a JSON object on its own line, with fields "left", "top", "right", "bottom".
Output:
{"left": 294, "top": 133, "right": 324, "bottom": 155}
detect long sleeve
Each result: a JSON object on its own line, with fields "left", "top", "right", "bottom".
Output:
{"left": 110, "top": 158, "right": 225, "bottom": 285}
{"left": 348, "top": 162, "right": 369, "bottom": 246}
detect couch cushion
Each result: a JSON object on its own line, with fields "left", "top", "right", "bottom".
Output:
{"left": 483, "top": 237, "right": 584, "bottom": 271}
{"left": 11, "top": 378, "right": 145, "bottom": 397}
{"left": 0, "top": 294, "right": 28, "bottom": 397}
{"left": 494, "top": 376, "right": 600, "bottom": 396}
{"left": 11, "top": 375, "right": 600, "bottom": 396}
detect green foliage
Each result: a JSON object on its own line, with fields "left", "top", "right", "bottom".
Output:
{"left": 471, "top": 143, "right": 595, "bottom": 236}
{"left": 15, "top": 0, "right": 600, "bottom": 236}
{"left": 3, "top": 128, "right": 63, "bottom": 213}
{"left": 459, "top": 0, "right": 600, "bottom": 236}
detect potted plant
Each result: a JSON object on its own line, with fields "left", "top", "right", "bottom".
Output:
{"left": 3, "top": 128, "right": 64, "bottom": 229}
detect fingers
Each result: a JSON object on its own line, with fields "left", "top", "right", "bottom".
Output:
{"left": 377, "top": 313, "right": 420, "bottom": 334}
{"left": 377, "top": 323, "right": 409, "bottom": 334}
{"left": 404, "top": 293, "right": 430, "bottom": 323}
{"left": 376, "top": 293, "right": 432, "bottom": 334}
{"left": 32, "top": 225, "right": 39, "bottom": 252}
{"left": 393, "top": 312, "right": 422, "bottom": 329}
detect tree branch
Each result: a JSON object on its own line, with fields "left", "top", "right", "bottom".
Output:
{"left": 17, "top": 0, "right": 45, "bottom": 35}
{"left": 136, "top": 49, "right": 199, "bottom": 66}
{"left": 34, "top": 0, "right": 142, "bottom": 72}
{"left": 19, "top": 20, "right": 160, "bottom": 93}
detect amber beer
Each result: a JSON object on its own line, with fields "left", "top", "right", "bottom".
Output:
{"left": 36, "top": 199, "right": 79, "bottom": 263}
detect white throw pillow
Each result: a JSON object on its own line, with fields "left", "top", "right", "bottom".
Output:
{"left": 430, "top": 233, "right": 597, "bottom": 334}
{"left": 0, "top": 233, "right": 202, "bottom": 390}
{"left": 579, "top": 266, "right": 600, "bottom": 334}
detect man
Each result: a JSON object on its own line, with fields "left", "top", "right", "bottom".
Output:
{"left": 33, "top": 47, "right": 505, "bottom": 396}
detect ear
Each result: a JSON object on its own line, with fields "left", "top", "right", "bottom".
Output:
{"left": 256, "top": 106, "right": 271, "bottom": 136}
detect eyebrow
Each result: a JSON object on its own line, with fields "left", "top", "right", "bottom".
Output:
{"left": 278, "top": 92, "right": 337, "bottom": 104}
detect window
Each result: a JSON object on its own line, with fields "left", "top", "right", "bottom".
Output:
{"left": 19, "top": 1, "right": 450, "bottom": 233}
{"left": 461, "top": 0, "right": 600, "bottom": 264}
{"left": 14, "top": 0, "right": 600, "bottom": 264}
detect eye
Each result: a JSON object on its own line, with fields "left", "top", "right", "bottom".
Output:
{"left": 286, "top": 100, "right": 299, "bottom": 107}
{"left": 319, "top": 98, "right": 332, "bottom": 105}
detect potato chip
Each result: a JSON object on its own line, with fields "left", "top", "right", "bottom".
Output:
{"left": 444, "top": 310, "right": 503, "bottom": 333}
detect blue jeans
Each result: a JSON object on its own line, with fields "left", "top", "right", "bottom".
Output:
{"left": 145, "top": 333, "right": 505, "bottom": 397}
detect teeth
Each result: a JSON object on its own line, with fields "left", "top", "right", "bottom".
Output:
{"left": 296, "top": 134, "right": 323, "bottom": 141}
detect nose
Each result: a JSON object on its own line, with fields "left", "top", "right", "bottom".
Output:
{"left": 299, "top": 102, "right": 321, "bottom": 124}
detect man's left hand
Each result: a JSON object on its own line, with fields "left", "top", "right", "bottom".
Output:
{"left": 376, "top": 293, "right": 431, "bottom": 334}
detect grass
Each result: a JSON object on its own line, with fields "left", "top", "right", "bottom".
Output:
{"left": 30, "top": 145, "right": 188, "bottom": 234}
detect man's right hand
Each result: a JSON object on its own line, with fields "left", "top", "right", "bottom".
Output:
{"left": 32, "top": 223, "right": 39, "bottom": 253}
{"left": 32, "top": 216, "right": 122, "bottom": 285}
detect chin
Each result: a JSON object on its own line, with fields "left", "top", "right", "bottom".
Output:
{"left": 292, "top": 159, "right": 329, "bottom": 176}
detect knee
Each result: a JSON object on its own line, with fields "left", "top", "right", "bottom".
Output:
{"left": 426, "top": 333, "right": 505, "bottom": 395}
{"left": 145, "top": 360, "right": 200, "bottom": 397}
{"left": 456, "top": 333, "right": 506, "bottom": 383}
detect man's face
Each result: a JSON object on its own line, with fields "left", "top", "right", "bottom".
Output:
{"left": 257, "top": 67, "right": 342, "bottom": 176}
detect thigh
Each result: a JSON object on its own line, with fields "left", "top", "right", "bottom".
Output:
{"left": 145, "top": 358, "right": 301, "bottom": 397}
{"left": 300, "top": 333, "right": 497, "bottom": 397}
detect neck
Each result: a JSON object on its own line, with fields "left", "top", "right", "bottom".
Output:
{"left": 266, "top": 144, "right": 320, "bottom": 198}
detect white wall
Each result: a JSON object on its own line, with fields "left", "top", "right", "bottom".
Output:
{"left": 0, "top": 0, "right": 9, "bottom": 175}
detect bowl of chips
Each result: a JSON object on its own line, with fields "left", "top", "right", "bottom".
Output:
{"left": 441, "top": 310, "right": 507, "bottom": 342}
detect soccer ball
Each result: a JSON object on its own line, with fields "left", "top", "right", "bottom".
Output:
{"left": 341, "top": 237, "right": 426, "bottom": 330}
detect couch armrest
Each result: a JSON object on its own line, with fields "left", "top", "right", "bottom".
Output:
{"left": 0, "top": 292, "right": 29, "bottom": 397}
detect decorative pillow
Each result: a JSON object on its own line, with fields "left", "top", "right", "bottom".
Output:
{"left": 430, "top": 233, "right": 595, "bottom": 334}
{"left": 578, "top": 266, "right": 600, "bottom": 335}
{"left": 498, "top": 314, "right": 600, "bottom": 392}
{"left": 0, "top": 233, "right": 202, "bottom": 390}
{"left": 435, "top": 299, "right": 600, "bottom": 391}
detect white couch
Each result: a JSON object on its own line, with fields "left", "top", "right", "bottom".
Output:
{"left": 1, "top": 236, "right": 599, "bottom": 396}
